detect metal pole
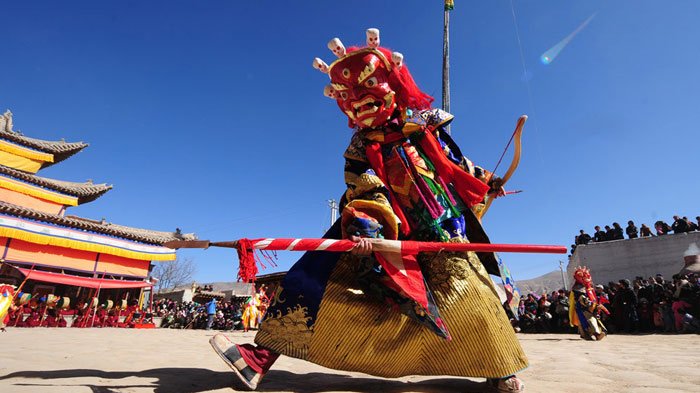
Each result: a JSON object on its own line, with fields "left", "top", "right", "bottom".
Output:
{"left": 559, "top": 260, "right": 569, "bottom": 291}
{"left": 327, "top": 199, "right": 338, "bottom": 227}
{"left": 148, "top": 286, "right": 153, "bottom": 313}
{"left": 442, "top": 9, "right": 451, "bottom": 134}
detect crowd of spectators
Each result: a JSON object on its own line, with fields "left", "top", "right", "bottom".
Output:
{"left": 571, "top": 215, "right": 700, "bottom": 253}
{"left": 513, "top": 272, "right": 700, "bottom": 335}
{"left": 154, "top": 270, "right": 700, "bottom": 337}
{"left": 154, "top": 298, "right": 247, "bottom": 331}
{"left": 4, "top": 298, "right": 149, "bottom": 328}
{"left": 5, "top": 294, "right": 251, "bottom": 330}
{"left": 12, "top": 278, "right": 696, "bottom": 336}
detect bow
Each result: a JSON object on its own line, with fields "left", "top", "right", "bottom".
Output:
{"left": 478, "top": 115, "right": 527, "bottom": 219}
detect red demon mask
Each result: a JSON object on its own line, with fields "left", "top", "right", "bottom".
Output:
{"left": 313, "top": 29, "right": 433, "bottom": 130}
{"left": 573, "top": 266, "right": 593, "bottom": 287}
{"left": 328, "top": 49, "right": 396, "bottom": 129}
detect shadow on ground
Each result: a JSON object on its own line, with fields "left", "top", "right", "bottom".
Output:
{"left": 1, "top": 368, "right": 488, "bottom": 392}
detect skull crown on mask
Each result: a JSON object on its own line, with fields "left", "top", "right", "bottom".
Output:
{"left": 313, "top": 28, "right": 432, "bottom": 130}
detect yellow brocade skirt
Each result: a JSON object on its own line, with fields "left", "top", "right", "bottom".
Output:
{"left": 255, "top": 251, "right": 528, "bottom": 379}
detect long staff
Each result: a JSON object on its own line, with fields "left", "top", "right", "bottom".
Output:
{"left": 4, "top": 262, "right": 35, "bottom": 305}
{"left": 89, "top": 271, "right": 107, "bottom": 328}
{"left": 39, "top": 299, "right": 49, "bottom": 326}
{"left": 115, "top": 293, "right": 126, "bottom": 327}
{"left": 81, "top": 283, "right": 102, "bottom": 328}
{"left": 165, "top": 237, "right": 566, "bottom": 255}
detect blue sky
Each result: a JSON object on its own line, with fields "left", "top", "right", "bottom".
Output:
{"left": 2, "top": 1, "right": 699, "bottom": 284}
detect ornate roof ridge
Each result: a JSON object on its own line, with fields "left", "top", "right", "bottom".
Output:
{"left": 0, "top": 129, "right": 87, "bottom": 153}
{"left": 0, "top": 164, "right": 112, "bottom": 204}
{"left": 0, "top": 130, "right": 88, "bottom": 168}
{"left": 0, "top": 200, "right": 196, "bottom": 245}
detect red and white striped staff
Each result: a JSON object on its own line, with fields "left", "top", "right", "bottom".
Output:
{"left": 165, "top": 237, "right": 566, "bottom": 254}
{"left": 165, "top": 237, "right": 567, "bottom": 282}
{"left": 238, "top": 238, "right": 566, "bottom": 254}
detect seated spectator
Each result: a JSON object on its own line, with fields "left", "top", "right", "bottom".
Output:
{"left": 626, "top": 221, "right": 639, "bottom": 239}
{"left": 640, "top": 224, "right": 654, "bottom": 237}
{"left": 686, "top": 217, "right": 698, "bottom": 232}
{"left": 41, "top": 309, "right": 60, "bottom": 328}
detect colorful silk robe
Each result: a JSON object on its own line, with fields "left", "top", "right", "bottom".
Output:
{"left": 570, "top": 284, "right": 607, "bottom": 338}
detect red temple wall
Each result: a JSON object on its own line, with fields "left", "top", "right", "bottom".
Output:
{"left": 96, "top": 253, "right": 150, "bottom": 278}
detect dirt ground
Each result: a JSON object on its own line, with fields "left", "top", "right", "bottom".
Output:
{"left": 0, "top": 329, "right": 698, "bottom": 393}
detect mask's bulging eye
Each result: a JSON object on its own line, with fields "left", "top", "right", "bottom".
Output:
{"left": 342, "top": 68, "right": 351, "bottom": 79}
{"left": 365, "top": 77, "right": 378, "bottom": 88}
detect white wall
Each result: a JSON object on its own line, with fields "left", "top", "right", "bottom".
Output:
{"left": 568, "top": 232, "right": 700, "bottom": 284}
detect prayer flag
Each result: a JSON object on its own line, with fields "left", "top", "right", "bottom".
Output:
{"left": 497, "top": 255, "right": 521, "bottom": 320}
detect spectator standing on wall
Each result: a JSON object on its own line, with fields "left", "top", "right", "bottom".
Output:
{"left": 626, "top": 221, "right": 639, "bottom": 239}
{"left": 605, "top": 225, "right": 615, "bottom": 241}
{"left": 577, "top": 230, "right": 591, "bottom": 245}
{"left": 612, "top": 222, "right": 625, "bottom": 240}
{"left": 640, "top": 224, "right": 654, "bottom": 237}
{"left": 594, "top": 226, "right": 607, "bottom": 242}
{"left": 655, "top": 221, "right": 671, "bottom": 235}
{"left": 672, "top": 215, "right": 689, "bottom": 234}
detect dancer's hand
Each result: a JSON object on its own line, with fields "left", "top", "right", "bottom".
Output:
{"left": 487, "top": 177, "right": 506, "bottom": 199}
{"left": 488, "top": 186, "right": 506, "bottom": 199}
{"left": 350, "top": 236, "right": 373, "bottom": 256}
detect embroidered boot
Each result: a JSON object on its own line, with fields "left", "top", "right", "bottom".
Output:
{"left": 487, "top": 375, "right": 525, "bottom": 393}
{"left": 210, "top": 334, "right": 264, "bottom": 390}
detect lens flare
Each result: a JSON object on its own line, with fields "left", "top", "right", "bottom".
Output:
{"left": 540, "top": 13, "right": 596, "bottom": 65}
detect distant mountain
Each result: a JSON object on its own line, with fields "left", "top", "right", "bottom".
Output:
{"left": 514, "top": 270, "right": 566, "bottom": 295}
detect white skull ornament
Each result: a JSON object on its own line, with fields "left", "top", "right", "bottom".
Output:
{"left": 323, "top": 85, "right": 338, "bottom": 99}
{"left": 366, "top": 28, "right": 380, "bottom": 48}
{"left": 313, "top": 58, "right": 329, "bottom": 73}
{"left": 391, "top": 52, "right": 404, "bottom": 70}
{"left": 327, "top": 38, "right": 346, "bottom": 58}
